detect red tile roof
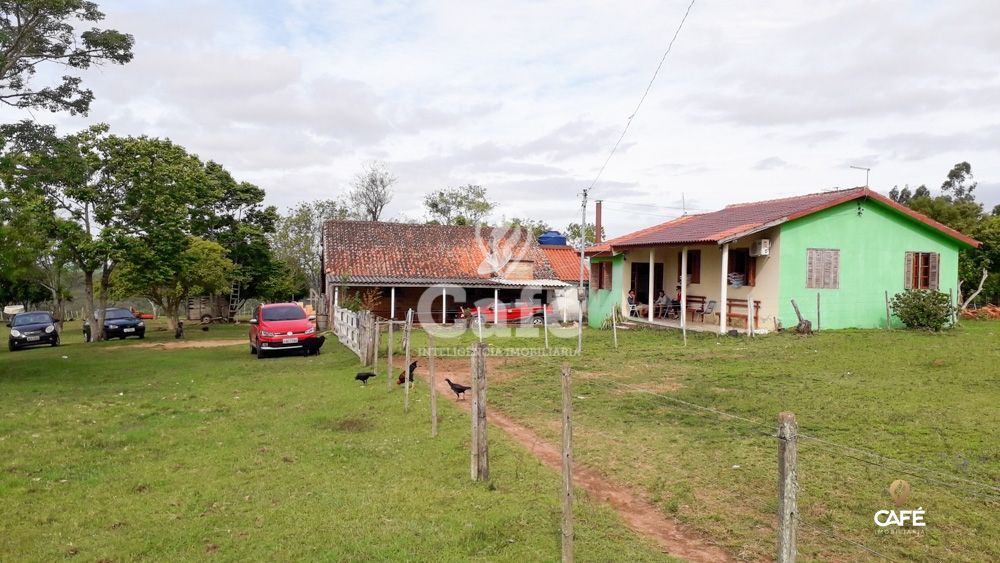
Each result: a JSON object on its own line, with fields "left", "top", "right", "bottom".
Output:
{"left": 540, "top": 245, "right": 588, "bottom": 282}
{"left": 587, "top": 188, "right": 980, "bottom": 254}
{"left": 323, "top": 221, "right": 560, "bottom": 283}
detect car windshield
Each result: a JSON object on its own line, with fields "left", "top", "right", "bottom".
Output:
{"left": 262, "top": 305, "right": 306, "bottom": 321}
{"left": 12, "top": 313, "right": 52, "bottom": 326}
{"left": 104, "top": 309, "right": 134, "bottom": 320}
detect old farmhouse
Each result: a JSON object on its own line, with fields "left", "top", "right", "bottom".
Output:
{"left": 323, "top": 221, "right": 582, "bottom": 323}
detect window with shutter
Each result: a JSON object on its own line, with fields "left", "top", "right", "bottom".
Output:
{"left": 806, "top": 249, "right": 840, "bottom": 289}
{"left": 676, "top": 250, "right": 701, "bottom": 284}
{"left": 905, "top": 251, "right": 939, "bottom": 290}
{"left": 602, "top": 262, "right": 612, "bottom": 289}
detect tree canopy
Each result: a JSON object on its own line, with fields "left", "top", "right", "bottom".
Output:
{"left": 1, "top": 0, "right": 134, "bottom": 114}
{"left": 424, "top": 184, "right": 494, "bottom": 225}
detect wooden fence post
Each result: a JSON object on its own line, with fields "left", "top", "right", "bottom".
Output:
{"left": 372, "top": 320, "right": 380, "bottom": 373}
{"left": 611, "top": 306, "right": 618, "bottom": 349}
{"left": 815, "top": 293, "right": 821, "bottom": 332}
{"left": 428, "top": 333, "right": 438, "bottom": 437}
{"left": 404, "top": 309, "right": 413, "bottom": 413}
{"left": 884, "top": 290, "right": 892, "bottom": 330}
{"left": 561, "top": 364, "right": 574, "bottom": 563}
{"left": 470, "top": 342, "right": 488, "bottom": 481}
{"left": 777, "top": 412, "right": 798, "bottom": 563}
{"left": 386, "top": 321, "right": 394, "bottom": 392}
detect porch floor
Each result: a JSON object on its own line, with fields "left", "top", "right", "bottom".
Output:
{"left": 622, "top": 314, "right": 758, "bottom": 334}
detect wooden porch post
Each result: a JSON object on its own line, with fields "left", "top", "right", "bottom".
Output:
{"left": 719, "top": 243, "right": 729, "bottom": 334}
{"left": 390, "top": 287, "right": 396, "bottom": 319}
{"left": 494, "top": 289, "right": 499, "bottom": 326}
{"left": 680, "top": 247, "right": 688, "bottom": 329}
{"left": 648, "top": 248, "right": 655, "bottom": 322}
{"left": 334, "top": 286, "right": 340, "bottom": 309}
{"left": 441, "top": 286, "right": 447, "bottom": 324}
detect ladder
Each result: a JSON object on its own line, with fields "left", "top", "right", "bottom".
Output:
{"left": 228, "top": 281, "right": 241, "bottom": 319}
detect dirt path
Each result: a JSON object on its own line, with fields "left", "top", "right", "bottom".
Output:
{"left": 409, "top": 359, "right": 731, "bottom": 562}
{"left": 130, "top": 339, "right": 246, "bottom": 350}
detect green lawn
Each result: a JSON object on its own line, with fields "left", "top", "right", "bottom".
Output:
{"left": 445, "top": 321, "right": 999, "bottom": 562}
{"left": 0, "top": 321, "right": 669, "bottom": 562}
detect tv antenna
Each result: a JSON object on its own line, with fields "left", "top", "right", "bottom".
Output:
{"left": 849, "top": 165, "right": 871, "bottom": 187}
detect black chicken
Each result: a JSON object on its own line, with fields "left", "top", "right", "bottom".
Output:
{"left": 445, "top": 378, "right": 471, "bottom": 400}
{"left": 355, "top": 372, "right": 377, "bottom": 385}
{"left": 396, "top": 361, "right": 418, "bottom": 385}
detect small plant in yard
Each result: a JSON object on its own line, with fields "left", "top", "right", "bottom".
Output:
{"left": 890, "top": 289, "right": 955, "bottom": 331}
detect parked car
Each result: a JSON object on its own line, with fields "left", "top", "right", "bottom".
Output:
{"left": 7, "top": 311, "right": 60, "bottom": 351}
{"left": 459, "top": 301, "right": 553, "bottom": 325}
{"left": 83, "top": 308, "right": 146, "bottom": 341}
{"left": 249, "top": 303, "right": 322, "bottom": 358}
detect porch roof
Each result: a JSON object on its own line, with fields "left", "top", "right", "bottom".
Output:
{"left": 332, "top": 276, "right": 570, "bottom": 289}
{"left": 587, "top": 187, "right": 980, "bottom": 255}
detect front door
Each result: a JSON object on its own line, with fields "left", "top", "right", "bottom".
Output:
{"left": 630, "top": 262, "right": 664, "bottom": 304}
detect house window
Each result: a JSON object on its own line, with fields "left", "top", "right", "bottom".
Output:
{"left": 904, "top": 252, "right": 939, "bottom": 290}
{"left": 676, "top": 249, "right": 701, "bottom": 284}
{"left": 728, "top": 248, "right": 757, "bottom": 287}
{"left": 590, "top": 262, "right": 613, "bottom": 290}
{"left": 806, "top": 249, "right": 840, "bottom": 289}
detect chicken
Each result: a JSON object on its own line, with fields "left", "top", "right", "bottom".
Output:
{"left": 445, "top": 378, "right": 471, "bottom": 400}
{"left": 355, "top": 372, "right": 376, "bottom": 385}
{"left": 396, "top": 361, "right": 418, "bottom": 385}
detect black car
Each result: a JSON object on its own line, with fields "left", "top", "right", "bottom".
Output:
{"left": 7, "top": 311, "right": 60, "bottom": 351}
{"left": 83, "top": 308, "right": 146, "bottom": 341}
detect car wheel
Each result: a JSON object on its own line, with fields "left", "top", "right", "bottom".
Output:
{"left": 256, "top": 343, "right": 267, "bottom": 359}
{"left": 530, "top": 315, "right": 544, "bottom": 326}
{"left": 138, "top": 332, "right": 145, "bottom": 339}
{"left": 103, "top": 329, "right": 110, "bottom": 341}
{"left": 249, "top": 341, "right": 257, "bottom": 354}
{"left": 51, "top": 336, "right": 60, "bottom": 347}
{"left": 7, "top": 341, "right": 16, "bottom": 352}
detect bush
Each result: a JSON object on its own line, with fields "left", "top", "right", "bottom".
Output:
{"left": 890, "top": 290, "right": 955, "bottom": 331}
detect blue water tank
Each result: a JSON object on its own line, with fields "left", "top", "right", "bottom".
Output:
{"left": 537, "top": 230, "right": 568, "bottom": 246}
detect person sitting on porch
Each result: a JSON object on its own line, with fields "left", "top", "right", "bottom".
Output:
{"left": 654, "top": 291, "right": 668, "bottom": 318}
{"left": 666, "top": 285, "right": 683, "bottom": 318}
{"left": 627, "top": 289, "right": 648, "bottom": 317}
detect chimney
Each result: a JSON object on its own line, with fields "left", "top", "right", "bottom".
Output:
{"left": 594, "top": 200, "right": 603, "bottom": 244}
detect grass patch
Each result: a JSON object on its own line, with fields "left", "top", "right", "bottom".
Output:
{"left": 389, "top": 320, "right": 1000, "bottom": 561}
{"left": 0, "top": 319, "right": 671, "bottom": 562}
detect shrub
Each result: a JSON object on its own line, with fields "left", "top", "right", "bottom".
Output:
{"left": 890, "top": 290, "right": 955, "bottom": 331}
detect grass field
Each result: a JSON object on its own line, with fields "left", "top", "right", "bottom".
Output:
{"left": 0, "top": 321, "right": 670, "bottom": 562}
{"left": 448, "top": 321, "right": 999, "bottom": 562}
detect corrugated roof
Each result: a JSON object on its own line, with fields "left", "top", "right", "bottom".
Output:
{"left": 323, "top": 221, "right": 560, "bottom": 282}
{"left": 587, "top": 188, "right": 980, "bottom": 254}
{"left": 540, "top": 245, "right": 588, "bottom": 283}
{"left": 331, "top": 276, "right": 569, "bottom": 288}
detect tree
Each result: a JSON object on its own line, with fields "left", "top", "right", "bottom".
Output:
{"left": 564, "top": 222, "right": 606, "bottom": 249}
{"left": 1, "top": 0, "right": 134, "bottom": 115}
{"left": 348, "top": 160, "right": 395, "bottom": 221}
{"left": 113, "top": 237, "right": 235, "bottom": 330}
{"left": 424, "top": 184, "right": 494, "bottom": 225}
{"left": 273, "top": 199, "right": 349, "bottom": 295}
{"left": 940, "top": 161, "right": 977, "bottom": 202}
{"left": 504, "top": 217, "right": 551, "bottom": 239}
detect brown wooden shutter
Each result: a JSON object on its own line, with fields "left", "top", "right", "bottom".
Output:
{"left": 690, "top": 250, "right": 701, "bottom": 284}
{"left": 590, "top": 263, "right": 600, "bottom": 287}
{"left": 748, "top": 256, "right": 757, "bottom": 286}
{"left": 928, "top": 253, "right": 940, "bottom": 291}
{"left": 806, "top": 249, "right": 815, "bottom": 288}
{"left": 602, "top": 263, "right": 612, "bottom": 289}
{"left": 903, "top": 252, "right": 914, "bottom": 290}
{"left": 831, "top": 250, "right": 840, "bottom": 289}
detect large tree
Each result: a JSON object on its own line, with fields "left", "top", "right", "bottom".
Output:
{"left": 0, "top": 0, "right": 134, "bottom": 114}
{"left": 564, "top": 222, "right": 606, "bottom": 249}
{"left": 348, "top": 160, "right": 395, "bottom": 221}
{"left": 424, "top": 184, "right": 494, "bottom": 225}
{"left": 113, "top": 237, "right": 234, "bottom": 330}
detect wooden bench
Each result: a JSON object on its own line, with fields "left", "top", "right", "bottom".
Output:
{"left": 683, "top": 295, "right": 708, "bottom": 321}
{"left": 717, "top": 298, "right": 761, "bottom": 328}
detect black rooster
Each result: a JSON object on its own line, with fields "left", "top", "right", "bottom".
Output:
{"left": 396, "top": 361, "right": 418, "bottom": 385}
{"left": 355, "top": 372, "right": 377, "bottom": 385}
{"left": 445, "top": 378, "right": 471, "bottom": 400}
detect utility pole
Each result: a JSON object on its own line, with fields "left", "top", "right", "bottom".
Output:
{"left": 577, "top": 188, "right": 588, "bottom": 355}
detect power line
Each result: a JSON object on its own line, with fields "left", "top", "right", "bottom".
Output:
{"left": 586, "top": 0, "right": 698, "bottom": 192}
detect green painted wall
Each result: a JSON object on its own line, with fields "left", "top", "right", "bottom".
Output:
{"left": 778, "top": 200, "right": 963, "bottom": 329}
{"left": 588, "top": 254, "right": 625, "bottom": 328}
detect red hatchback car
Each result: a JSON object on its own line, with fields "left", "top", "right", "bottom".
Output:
{"left": 249, "top": 303, "right": 322, "bottom": 358}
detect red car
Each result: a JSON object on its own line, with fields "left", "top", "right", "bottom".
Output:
{"left": 460, "top": 301, "right": 553, "bottom": 325}
{"left": 249, "top": 303, "right": 323, "bottom": 358}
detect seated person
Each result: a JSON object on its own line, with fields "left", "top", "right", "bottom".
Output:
{"left": 667, "top": 285, "right": 683, "bottom": 318}
{"left": 653, "top": 290, "right": 668, "bottom": 318}
{"left": 627, "top": 289, "right": 648, "bottom": 317}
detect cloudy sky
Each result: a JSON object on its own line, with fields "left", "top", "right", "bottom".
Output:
{"left": 5, "top": 0, "right": 1000, "bottom": 238}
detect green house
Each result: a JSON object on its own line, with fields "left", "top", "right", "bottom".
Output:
{"left": 586, "top": 188, "right": 981, "bottom": 331}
